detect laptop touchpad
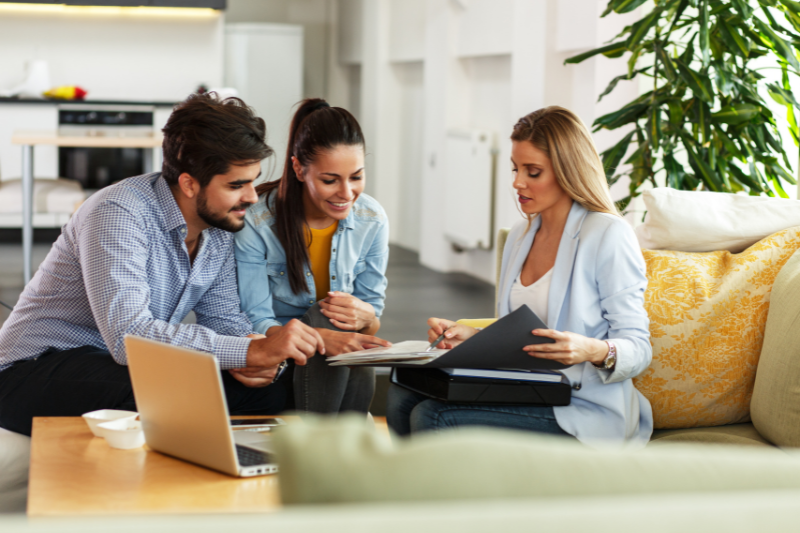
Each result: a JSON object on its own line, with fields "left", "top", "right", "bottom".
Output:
{"left": 233, "top": 431, "right": 273, "bottom": 453}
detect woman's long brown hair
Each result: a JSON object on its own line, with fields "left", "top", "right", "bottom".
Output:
{"left": 255, "top": 98, "right": 365, "bottom": 295}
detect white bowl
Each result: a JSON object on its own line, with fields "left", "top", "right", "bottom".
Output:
{"left": 82, "top": 409, "right": 138, "bottom": 438}
{"left": 96, "top": 418, "right": 145, "bottom": 450}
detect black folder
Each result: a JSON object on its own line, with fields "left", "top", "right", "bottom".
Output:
{"left": 375, "top": 305, "right": 572, "bottom": 371}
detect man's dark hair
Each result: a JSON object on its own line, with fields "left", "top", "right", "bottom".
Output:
{"left": 161, "top": 93, "right": 273, "bottom": 188}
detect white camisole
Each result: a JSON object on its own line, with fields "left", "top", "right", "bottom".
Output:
{"left": 509, "top": 268, "right": 553, "bottom": 325}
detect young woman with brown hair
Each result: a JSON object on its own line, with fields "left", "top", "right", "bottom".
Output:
{"left": 235, "top": 98, "right": 390, "bottom": 414}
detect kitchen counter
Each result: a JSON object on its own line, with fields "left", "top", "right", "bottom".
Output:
{"left": 0, "top": 97, "right": 177, "bottom": 107}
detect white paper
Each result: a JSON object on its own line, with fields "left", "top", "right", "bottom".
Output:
{"left": 326, "top": 340, "right": 449, "bottom": 366}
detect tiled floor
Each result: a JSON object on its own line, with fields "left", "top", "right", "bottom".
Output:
{"left": 0, "top": 241, "right": 497, "bottom": 415}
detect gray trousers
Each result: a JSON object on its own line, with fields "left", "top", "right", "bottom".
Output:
{"left": 296, "top": 303, "right": 376, "bottom": 414}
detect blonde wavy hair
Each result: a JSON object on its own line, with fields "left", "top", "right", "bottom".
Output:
{"left": 511, "top": 106, "right": 619, "bottom": 218}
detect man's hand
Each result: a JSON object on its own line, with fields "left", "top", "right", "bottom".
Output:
{"left": 319, "top": 292, "right": 377, "bottom": 332}
{"left": 245, "top": 319, "right": 324, "bottom": 368}
{"left": 317, "top": 328, "right": 391, "bottom": 357}
{"left": 228, "top": 366, "right": 279, "bottom": 388}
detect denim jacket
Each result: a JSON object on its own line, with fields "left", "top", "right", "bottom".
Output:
{"left": 234, "top": 192, "right": 389, "bottom": 334}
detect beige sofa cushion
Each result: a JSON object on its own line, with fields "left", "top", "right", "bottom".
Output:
{"left": 634, "top": 227, "right": 800, "bottom": 429}
{"left": 0, "top": 427, "right": 30, "bottom": 513}
{"left": 751, "top": 248, "right": 800, "bottom": 447}
{"left": 272, "top": 415, "right": 800, "bottom": 505}
{"left": 650, "top": 423, "right": 772, "bottom": 447}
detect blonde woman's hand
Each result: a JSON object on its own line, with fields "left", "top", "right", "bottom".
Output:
{"left": 524, "top": 329, "right": 608, "bottom": 366}
{"left": 320, "top": 291, "right": 377, "bottom": 331}
{"left": 426, "top": 318, "right": 479, "bottom": 350}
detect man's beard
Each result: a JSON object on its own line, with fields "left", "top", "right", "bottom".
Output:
{"left": 196, "top": 188, "right": 250, "bottom": 233}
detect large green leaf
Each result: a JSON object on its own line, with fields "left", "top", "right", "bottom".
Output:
{"left": 780, "top": 0, "right": 800, "bottom": 32}
{"left": 613, "top": 0, "right": 651, "bottom": 14}
{"left": 753, "top": 16, "right": 800, "bottom": 70}
{"left": 601, "top": 130, "right": 636, "bottom": 180}
{"left": 768, "top": 161, "right": 798, "bottom": 183}
{"left": 733, "top": 0, "right": 755, "bottom": 19}
{"left": 663, "top": 151, "right": 687, "bottom": 189}
{"left": 598, "top": 67, "right": 651, "bottom": 102}
{"left": 714, "top": 61, "right": 735, "bottom": 94}
{"left": 700, "top": 0, "right": 711, "bottom": 66}
{"left": 655, "top": 43, "right": 678, "bottom": 82}
{"left": 675, "top": 59, "right": 714, "bottom": 102}
{"left": 667, "top": 0, "right": 692, "bottom": 36}
{"left": 715, "top": 127, "right": 744, "bottom": 158}
{"left": 711, "top": 104, "right": 762, "bottom": 124}
{"left": 594, "top": 102, "right": 649, "bottom": 131}
{"left": 718, "top": 17, "right": 750, "bottom": 56}
{"left": 695, "top": 99, "right": 711, "bottom": 144}
{"left": 564, "top": 42, "right": 627, "bottom": 64}
{"left": 682, "top": 133, "right": 724, "bottom": 191}
{"left": 627, "top": 7, "right": 664, "bottom": 49}
{"left": 729, "top": 164, "right": 766, "bottom": 192}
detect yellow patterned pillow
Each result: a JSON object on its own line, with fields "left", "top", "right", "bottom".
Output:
{"left": 634, "top": 226, "right": 800, "bottom": 429}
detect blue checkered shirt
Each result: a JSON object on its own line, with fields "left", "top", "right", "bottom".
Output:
{"left": 0, "top": 173, "right": 253, "bottom": 373}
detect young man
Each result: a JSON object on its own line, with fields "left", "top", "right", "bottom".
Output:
{"left": 0, "top": 93, "right": 323, "bottom": 436}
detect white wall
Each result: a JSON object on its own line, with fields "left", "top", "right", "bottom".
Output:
{"left": 327, "top": 0, "right": 641, "bottom": 284}
{"left": 0, "top": 8, "right": 224, "bottom": 101}
{"left": 226, "top": 0, "right": 331, "bottom": 100}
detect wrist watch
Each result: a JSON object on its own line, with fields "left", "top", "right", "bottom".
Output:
{"left": 593, "top": 340, "right": 617, "bottom": 370}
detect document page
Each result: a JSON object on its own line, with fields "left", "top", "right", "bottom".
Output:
{"left": 327, "top": 341, "right": 449, "bottom": 366}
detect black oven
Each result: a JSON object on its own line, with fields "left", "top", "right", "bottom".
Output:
{"left": 57, "top": 104, "right": 156, "bottom": 192}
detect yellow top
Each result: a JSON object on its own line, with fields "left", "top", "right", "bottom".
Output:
{"left": 306, "top": 222, "right": 338, "bottom": 302}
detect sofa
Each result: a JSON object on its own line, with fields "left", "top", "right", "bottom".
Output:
{"left": 465, "top": 221, "right": 800, "bottom": 448}
{"left": 3, "top": 188, "right": 800, "bottom": 516}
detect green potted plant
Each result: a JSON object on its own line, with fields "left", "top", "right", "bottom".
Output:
{"left": 567, "top": 0, "right": 800, "bottom": 211}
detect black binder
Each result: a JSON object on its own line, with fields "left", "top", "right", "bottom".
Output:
{"left": 391, "top": 367, "right": 572, "bottom": 406}
{"left": 374, "top": 305, "right": 572, "bottom": 371}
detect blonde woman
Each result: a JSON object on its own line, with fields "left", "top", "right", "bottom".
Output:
{"left": 386, "top": 106, "right": 653, "bottom": 448}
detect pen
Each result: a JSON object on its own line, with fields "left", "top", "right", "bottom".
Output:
{"left": 426, "top": 326, "right": 453, "bottom": 352}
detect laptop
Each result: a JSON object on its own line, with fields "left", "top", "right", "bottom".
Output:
{"left": 125, "top": 335, "right": 278, "bottom": 477}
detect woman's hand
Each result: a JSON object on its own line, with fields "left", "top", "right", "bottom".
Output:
{"left": 426, "top": 318, "right": 479, "bottom": 350}
{"left": 319, "top": 291, "right": 376, "bottom": 332}
{"left": 524, "top": 329, "right": 609, "bottom": 366}
{"left": 317, "top": 328, "right": 391, "bottom": 357}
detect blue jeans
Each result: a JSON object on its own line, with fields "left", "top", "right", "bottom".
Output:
{"left": 386, "top": 383, "right": 572, "bottom": 438}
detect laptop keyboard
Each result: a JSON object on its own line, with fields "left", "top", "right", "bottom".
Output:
{"left": 235, "top": 444, "right": 272, "bottom": 467}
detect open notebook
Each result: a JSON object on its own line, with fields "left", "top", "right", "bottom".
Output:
{"left": 326, "top": 305, "right": 571, "bottom": 371}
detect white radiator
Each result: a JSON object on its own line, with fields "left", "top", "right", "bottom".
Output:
{"left": 443, "top": 128, "right": 497, "bottom": 250}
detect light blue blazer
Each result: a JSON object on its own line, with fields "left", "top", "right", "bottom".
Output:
{"left": 498, "top": 201, "right": 653, "bottom": 448}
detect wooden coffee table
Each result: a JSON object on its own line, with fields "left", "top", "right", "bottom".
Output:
{"left": 27, "top": 417, "right": 282, "bottom": 516}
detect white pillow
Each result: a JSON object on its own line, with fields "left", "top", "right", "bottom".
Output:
{"left": 635, "top": 187, "right": 800, "bottom": 253}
